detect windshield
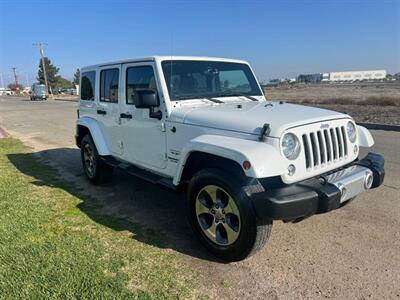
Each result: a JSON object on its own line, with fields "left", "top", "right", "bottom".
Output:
{"left": 161, "top": 60, "right": 262, "bottom": 101}
{"left": 35, "top": 85, "right": 46, "bottom": 94}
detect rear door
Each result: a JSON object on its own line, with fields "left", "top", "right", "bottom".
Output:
{"left": 119, "top": 62, "right": 167, "bottom": 169}
{"left": 96, "top": 65, "right": 123, "bottom": 156}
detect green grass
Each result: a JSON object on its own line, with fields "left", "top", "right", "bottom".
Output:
{"left": 0, "top": 138, "right": 198, "bottom": 299}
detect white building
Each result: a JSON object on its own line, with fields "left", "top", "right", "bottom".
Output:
{"left": 328, "top": 70, "right": 386, "bottom": 82}
{"left": 322, "top": 73, "right": 330, "bottom": 82}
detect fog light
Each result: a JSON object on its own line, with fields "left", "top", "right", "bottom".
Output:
{"left": 353, "top": 145, "right": 358, "bottom": 154}
{"left": 364, "top": 172, "right": 373, "bottom": 189}
{"left": 288, "top": 164, "right": 296, "bottom": 176}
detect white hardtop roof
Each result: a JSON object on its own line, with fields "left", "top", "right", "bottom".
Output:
{"left": 81, "top": 56, "right": 249, "bottom": 70}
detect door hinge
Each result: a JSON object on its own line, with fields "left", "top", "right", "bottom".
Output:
{"left": 160, "top": 122, "right": 166, "bottom": 132}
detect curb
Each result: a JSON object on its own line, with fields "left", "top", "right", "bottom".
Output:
{"left": 357, "top": 122, "right": 400, "bottom": 132}
{"left": 54, "top": 98, "right": 79, "bottom": 102}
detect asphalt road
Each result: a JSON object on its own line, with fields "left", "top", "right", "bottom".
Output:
{"left": 1, "top": 95, "right": 399, "bottom": 299}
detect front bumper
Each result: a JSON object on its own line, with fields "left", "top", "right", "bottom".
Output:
{"left": 251, "top": 153, "right": 385, "bottom": 220}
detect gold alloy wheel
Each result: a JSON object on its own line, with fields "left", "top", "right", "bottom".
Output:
{"left": 195, "top": 185, "right": 241, "bottom": 246}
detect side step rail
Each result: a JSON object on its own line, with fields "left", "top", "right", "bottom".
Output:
{"left": 100, "top": 156, "right": 177, "bottom": 191}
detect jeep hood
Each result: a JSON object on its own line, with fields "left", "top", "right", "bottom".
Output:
{"left": 170, "top": 101, "right": 349, "bottom": 137}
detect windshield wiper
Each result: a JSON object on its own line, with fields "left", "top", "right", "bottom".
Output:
{"left": 212, "top": 92, "right": 259, "bottom": 101}
{"left": 205, "top": 97, "right": 224, "bottom": 103}
{"left": 241, "top": 95, "right": 259, "bottom": 102}
{"left": 175, "top": 95, "right": 223, "bottom": 103}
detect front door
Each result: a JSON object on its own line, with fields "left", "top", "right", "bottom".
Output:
{"left": 119, "top": 62, "right": 167, "bottom": 169}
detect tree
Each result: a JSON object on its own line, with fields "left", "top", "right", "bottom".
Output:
{"left": 7, "top": 83, "right": 24, "bottom": 91}
{"left": 54, "top": 76, "right": 74, "bottom": 90}
{"left": 73, "top": 68, "right": 80, "bottom": 85}
{"left": 37, "top": 57, "right": 60, "bottom": 91}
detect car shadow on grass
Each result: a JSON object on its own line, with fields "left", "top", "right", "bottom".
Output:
{"left": 8, "top": 148, "right": 223, "bottom": 263}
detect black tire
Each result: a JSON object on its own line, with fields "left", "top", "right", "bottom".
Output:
{"left": 187, "top": 168, "right": 272, "bottom": 262}
{"left": 80, "top": 134, "right": 114, "bottom": 184}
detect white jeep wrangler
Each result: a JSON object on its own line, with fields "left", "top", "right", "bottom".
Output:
{"left": 76, "top": 56, "right": 384, "bottom": 262}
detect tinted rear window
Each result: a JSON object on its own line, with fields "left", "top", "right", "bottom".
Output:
{"left": 81, "top": 71, "right": 95, "bottom": 101}
{"left": 100, "top": 68, "right": 119, "bottom": 103}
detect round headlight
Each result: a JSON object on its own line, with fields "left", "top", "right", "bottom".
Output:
{"left": 281, "top": 133, "right": 300, "bottom": 160}
{"left": 347, "top": 121, "right": 357, "bottom": 143}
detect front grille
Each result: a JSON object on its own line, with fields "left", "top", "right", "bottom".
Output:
{"left": 302, "top": 126, "right": 348, "bottom": 170}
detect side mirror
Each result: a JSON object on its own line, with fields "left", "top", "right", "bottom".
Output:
{"left": 134, "top": 90, "right": 159, "bottom": 108}
{"left": 134, "top": 90, "right": 162, "bottom": 120}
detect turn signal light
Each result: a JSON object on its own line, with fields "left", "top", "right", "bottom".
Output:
{"left": 243, "top": 161, "right": 251, "bottom": 170}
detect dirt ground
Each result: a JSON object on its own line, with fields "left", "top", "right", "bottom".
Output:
{"left": 264, "top": 82, "right": 400, "bottom": 102}
{"left": 306, "top": 104, "right": 400, "bottom": 125}
{"left": 264, "top": 82, "right": 400, "bottom": 125}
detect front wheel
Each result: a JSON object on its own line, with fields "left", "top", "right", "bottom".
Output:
{"left": 187, "top": 168, "right": 272, "bottom": 262}
{"left": 80, "top": 134, "right": 114, "bottom": 184}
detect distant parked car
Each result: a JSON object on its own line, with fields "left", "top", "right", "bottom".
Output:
{"left": 0, "top": 89, "right": 12, "bottom": 96}
{"left": 30, "top": 84, "right": 47, "bottom": 101}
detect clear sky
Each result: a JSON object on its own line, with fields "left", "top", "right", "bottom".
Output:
{"left": 0, "top": 0, "right": 399, "bottom": 86}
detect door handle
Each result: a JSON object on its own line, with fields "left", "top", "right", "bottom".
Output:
{"left": 120, "top": 113, "right": 133, "bottom": 119}
{"left": 97, "top": 109, "right": 107, "bottom": 115}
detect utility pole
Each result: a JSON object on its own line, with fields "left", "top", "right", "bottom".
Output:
{"left": 11, "top": 67, "right": 18, "bottom": 86}
{"left": 33, "top": 42, "right": 52, "bottom": 97}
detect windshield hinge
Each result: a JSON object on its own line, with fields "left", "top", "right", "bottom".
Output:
{"left": 258, "top": 123, "right": 270, "bottom": 142}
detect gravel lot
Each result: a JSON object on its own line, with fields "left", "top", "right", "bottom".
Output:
{"left": 265, "top": 82, "right": 400, "bottom": 102}
{"left": 265, "top": 82, "right": 400, "bottom": 125}
{"left": 1, "top": 95, "right": 399, "bottom": 299}
{"left": 306, "top": 104, "right": 400, "bottom": 125}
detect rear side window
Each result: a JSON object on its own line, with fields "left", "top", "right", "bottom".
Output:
{"left": 81, "top": 71, "right": 95, "bottom": 100}
{"left": 100, "top": 68, "right": 119, "bottom": 103}
{"left": 126, "top": 66, "right": 156, "bottom": 105}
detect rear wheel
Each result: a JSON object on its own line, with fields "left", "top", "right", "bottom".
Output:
{"left": 187, "top": 168, "right": 272, "bottom": 262}
{"left": 80, "top": 134, "right": 113, "bottom": 184}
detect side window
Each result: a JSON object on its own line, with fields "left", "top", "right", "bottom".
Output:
{"left": 100, "top": 68, "right": 119, "bottom": 103}
{"left": 81, "top": 71, "right": 95, "bottom": 100}
{"left": 126, "top": 66, "right": 156, "bottom": 105}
